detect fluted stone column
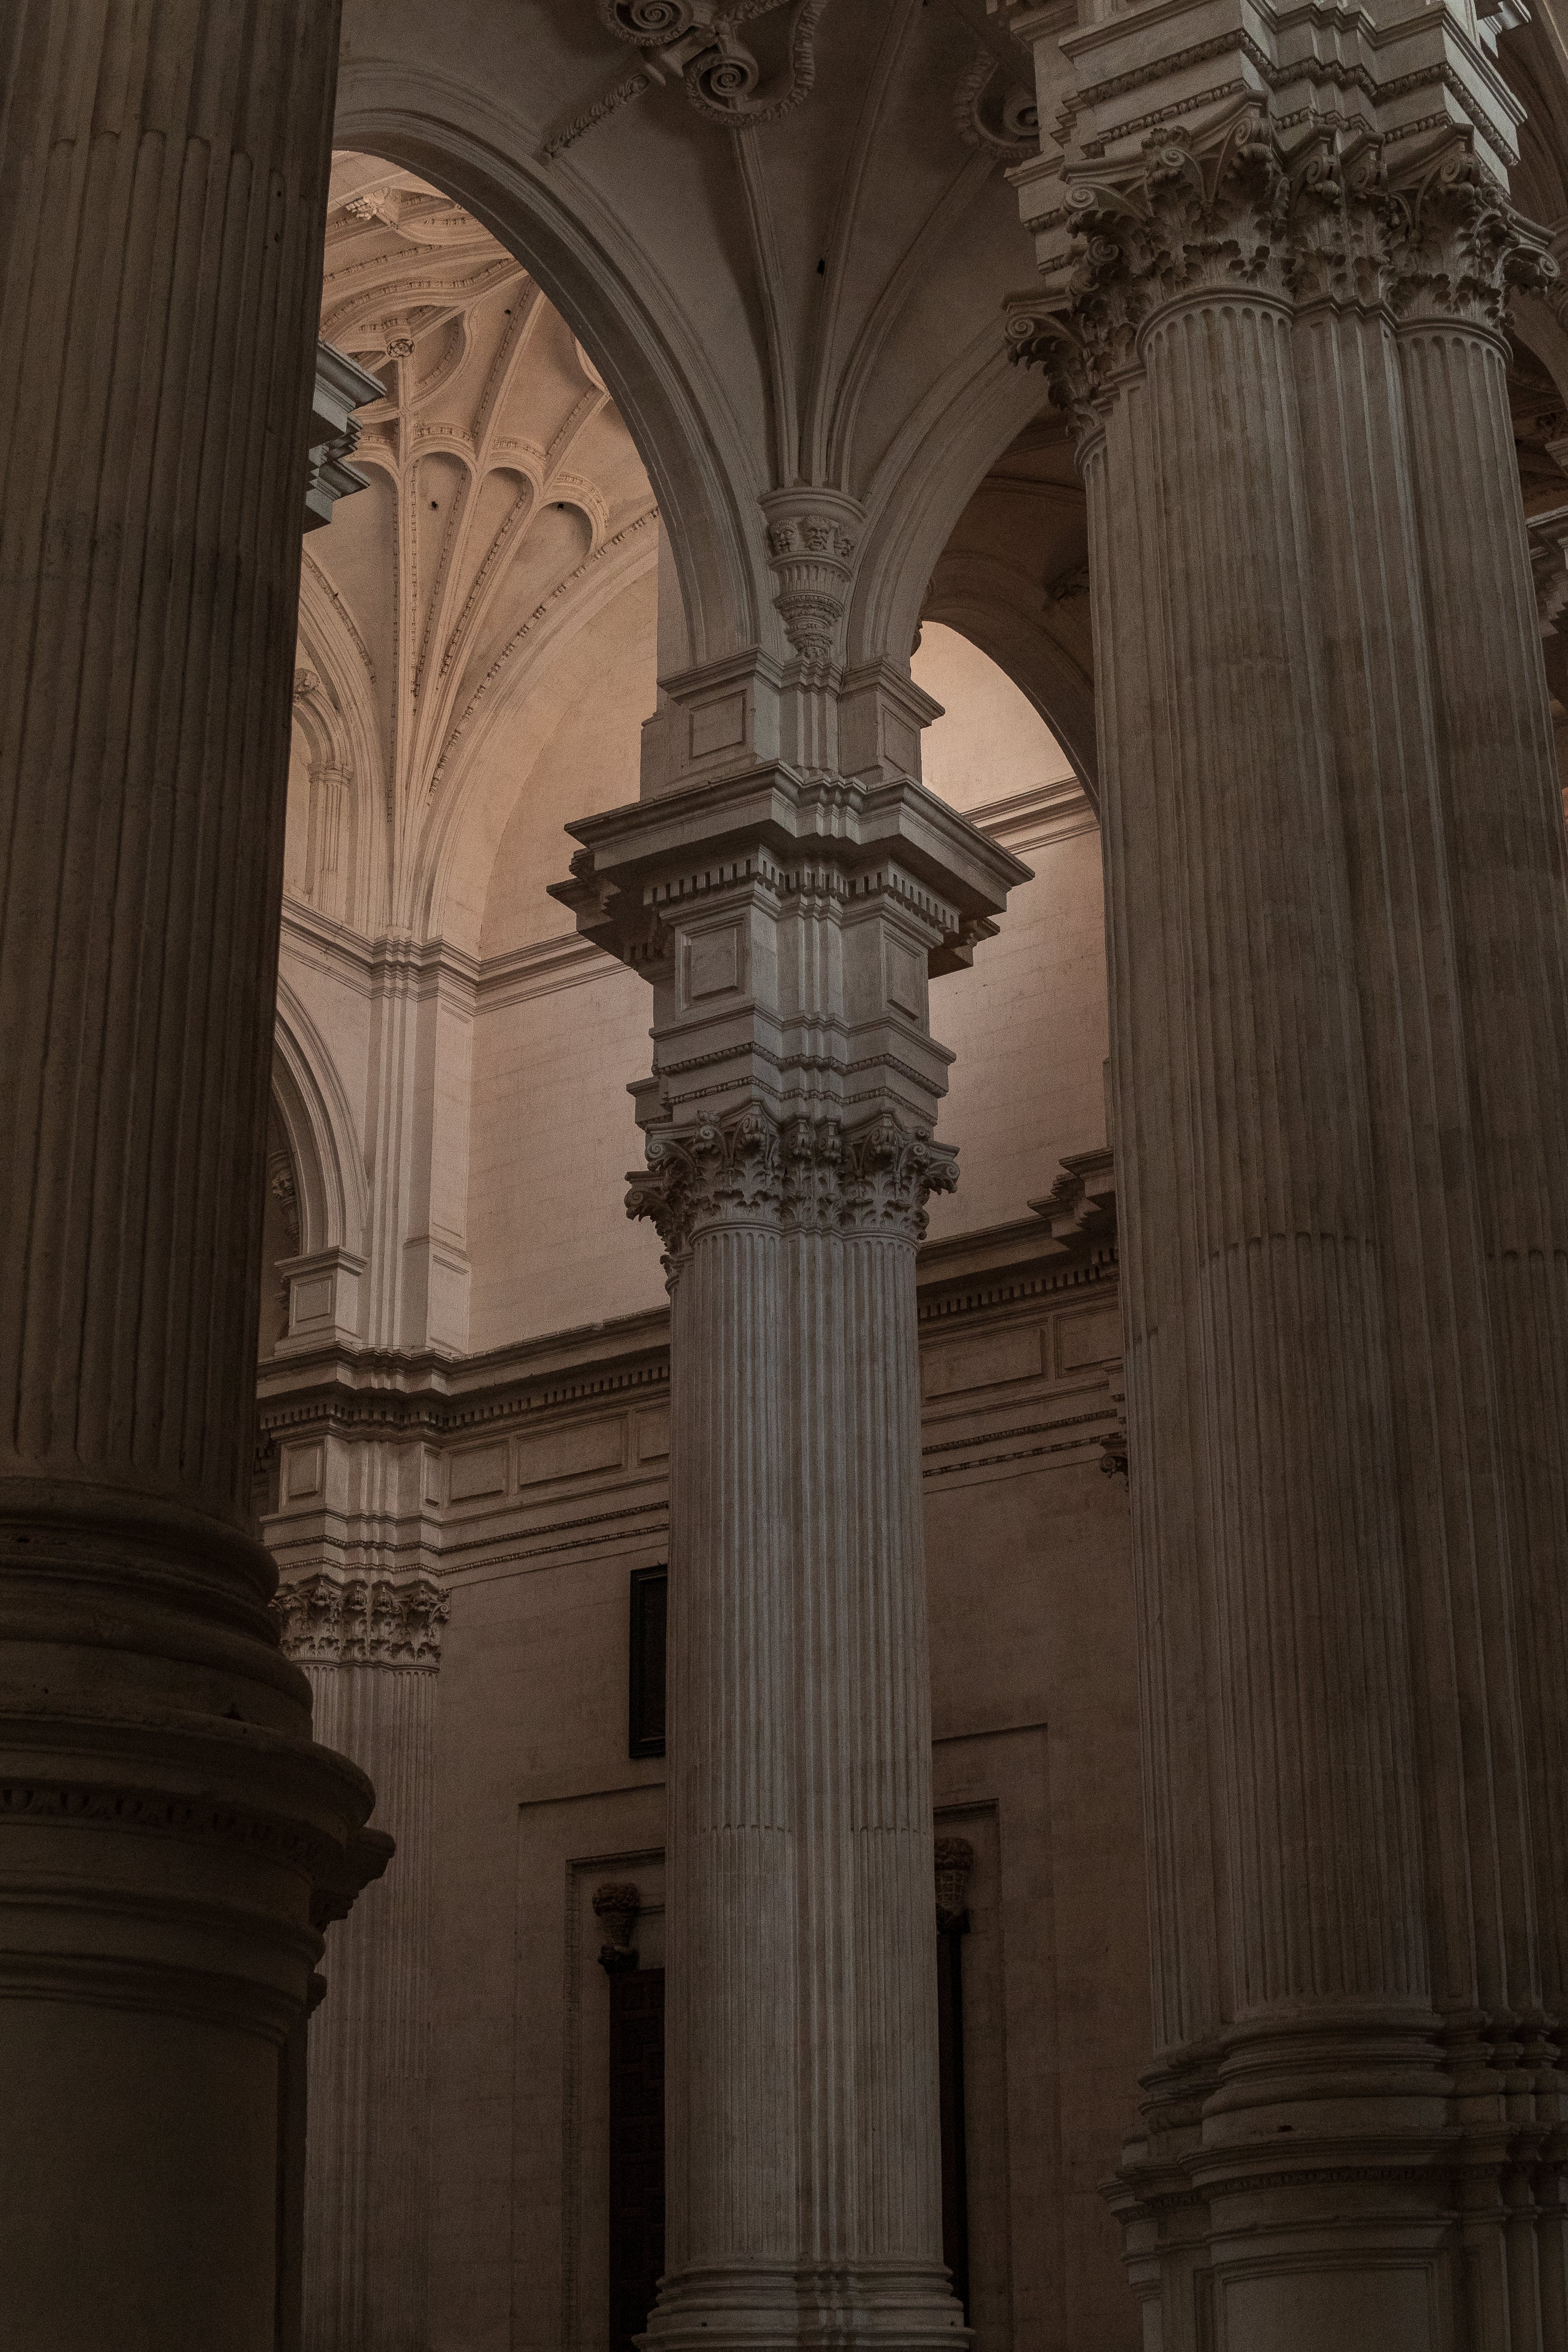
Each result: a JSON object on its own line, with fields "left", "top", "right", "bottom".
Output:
{"left": 555, "top": 758, "right": 1024, "bottom": 2348}
{"left": 1008, "top": 7, "right": 1568, "bottom": 2344}
{"left": 274, "top": 1571, "right": 448, "bottom": 2352}
{"left": 0, "top": 6, "right": 372, "bottom": 2346}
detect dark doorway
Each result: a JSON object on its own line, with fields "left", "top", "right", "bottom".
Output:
{"left": 605, "top": 1936, "right": 969, "bottom": 2348}
{"left": 936, "top": 1924, "right": 970, "bottom": 2320}
{"left": 608, "top": 1966, "right": 665, "bottom": 2351}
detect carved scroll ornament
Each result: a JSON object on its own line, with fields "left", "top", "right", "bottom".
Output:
{"left": 543, "top": 0, "right": 832, "bottom": 159}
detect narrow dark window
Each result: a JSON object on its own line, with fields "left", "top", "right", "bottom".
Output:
{"left": 608, "top": 1967, "right": 665, "bottom": 2352}
{"left": 628, "top": 1565, "right": 668, "bottom": 1758}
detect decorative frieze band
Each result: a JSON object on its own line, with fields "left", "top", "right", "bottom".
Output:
{"left": 626, "top": 1106, "right": 959, "bottom": 1264}
{"left": 273, "top": 1571, "right": 450, "bottom": 1668}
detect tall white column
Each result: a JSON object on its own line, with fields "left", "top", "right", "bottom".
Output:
{"left": 1007, "top": 6, "right": 1568, "bottom": 2342}
{"left": 556, "top": 755, "right": 1025, "bottom": 2348}
{"left": 0, "top": 6, "right": 378, "bottom": 2345}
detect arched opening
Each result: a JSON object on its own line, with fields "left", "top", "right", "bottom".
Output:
{"left": 265, "top": 143, "right": 1138, "bottom": 2352}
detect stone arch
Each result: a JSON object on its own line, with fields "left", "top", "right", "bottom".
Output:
{"left": 272, "top": 980, "right": 369, "bottom": 1262}
{"left": 334, "top": 63, "right": 769, "bottom": 677}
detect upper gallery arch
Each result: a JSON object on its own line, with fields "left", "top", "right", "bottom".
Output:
{"left": 295, "top": 155, "right": 660, "bottom": 942}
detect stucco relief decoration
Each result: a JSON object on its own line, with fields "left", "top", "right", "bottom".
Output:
{"left": 542, "top": 0, "right": 832, "bottom": 159}
{"left": 273, "top": 1571, "right": 451, "bottom": 1668}
{"left": 627, "top": 1106, "right": 957, "bottom": 1269}
{"left": 290, "top": 160, "right": 659, "bottom": 937}
{"left": 593, "top": 1881, "right": 642, "bottom": 1972}
{"left": 934, "top": 1837, "right": 974, "bottom": 1934}
{"left": 764, "top": 511, "right": 857, "bottom": 673}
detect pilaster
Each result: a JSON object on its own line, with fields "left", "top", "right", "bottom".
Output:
{"left": 362, "top": 936, "right": 478, "bottom": 1355}
{"left": 274, "top": 1570, "right": 449, "bottom": 2352}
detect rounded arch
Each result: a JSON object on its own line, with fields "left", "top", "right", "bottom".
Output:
{"left": 922, "top": 551, "right": 1098, "bottom": 801}
{"left": 272, "top": 980, "right": 369, "bottom": 1260}
{"left": 848, "top": 335, "right": 1045, "bottom": 673}
{"left": 334, "top": 61, "right": 768, "bottom": 676}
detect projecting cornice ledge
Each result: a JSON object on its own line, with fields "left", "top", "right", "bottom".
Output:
{"left": 304, "top": 340, "right": 383, "bottom": 534}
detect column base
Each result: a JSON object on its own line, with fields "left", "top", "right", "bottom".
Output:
{"left": 1108, "top": 2016, "right": 1568, "bottom": 2352}
{"left": 0, "top": 1489, "right": 378, "bottom": 2350}
{"left": 640, "top": 2263, "right": 969, "bottom": 2350}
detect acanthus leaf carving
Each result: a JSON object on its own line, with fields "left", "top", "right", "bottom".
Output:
{"left": 272, "top": 1570, "right": 451, "bottom": 1668}
{"left": 627, "top": 1106, "right": 958, "bottom": 1269}
{"left": 1383, "top": 129, "right": 1560, "bottom": 330}
{"left": 1009, "top": 109, "right": 1559, "bottom": 430}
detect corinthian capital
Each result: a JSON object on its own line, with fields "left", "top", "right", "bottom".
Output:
{"left": 1384, "top": 130, "right": 1558, "bottom": 331}
{"left": 627, "top": 1107, "right": 957, "bottom": 1265}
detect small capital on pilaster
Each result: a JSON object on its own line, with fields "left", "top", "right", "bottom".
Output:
{"left": 759, "top": 487, "right": 866, "bottom": 684}
{"left": 593, "top": 1881, "right": 642, "bottom": 1973}
{"left": 272, "top": 1569, "right": 451, "bottom": 1669}
{"left": 935, "top": 1836, "right": 975, "bottom": 1934}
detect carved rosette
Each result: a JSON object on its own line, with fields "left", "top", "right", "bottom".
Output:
{"left": 1008, "top": 110, "right": 1558, "bottom": 428}
{"left": 627, "top": 1107, "right": 957, "bottom": 1268}
{"left": 272, "top": 1571, "right": 450, "bottom": 1668}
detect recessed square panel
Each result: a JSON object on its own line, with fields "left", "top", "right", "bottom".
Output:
{"left": 687, "top": 927, "right": 741, "bottom": 1001}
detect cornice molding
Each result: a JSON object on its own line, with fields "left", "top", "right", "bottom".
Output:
{"left": 256, "top": 1205, "right": 1120, "bottom": 1447}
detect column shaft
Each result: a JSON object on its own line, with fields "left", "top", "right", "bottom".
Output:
{"left": 299, "top": 1655, "right": 438, "bottom": 2352}
{"left": 555, "top": 762, "right": 1024, "bottom": 2349}
{"left": 1011, "top": 97, "right": 1568, "bottom": 2349}
{"left": 0, "top": 5, "right": 371, "bottom": 2344}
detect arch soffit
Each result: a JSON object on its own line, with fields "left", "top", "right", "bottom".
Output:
{"left": 850, "top": 332, "right": 1050, "bottom": 675}
{"left": 923, "top": 571, "right": 1099, "bottom": 805}
{"left": 272, "top": 979, "right": 370, "bottom": 1260}
{"left": 414, "top": 522, "right": 659, "bottom": 946}
{"left": 334, "top": 67, "right": 768, "bottom": 673}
